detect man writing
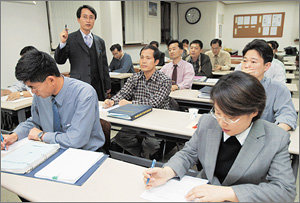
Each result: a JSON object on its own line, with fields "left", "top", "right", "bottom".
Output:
{"left": 1, "top": 50, "right": 105, "bottom": 152}
{"left": 55, "top": 5, "right": 111, "bottom": 101}
{"left": 109, "top": 43, "right": 134, "bottom": 73}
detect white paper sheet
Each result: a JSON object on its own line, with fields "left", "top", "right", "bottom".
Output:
{"left": 270, "top": 27, "right": 277, "bottom": 35}
{"left": 262, "top": 27, "right": 270, "bottom": 36}
{"left": 262, "top": 15, "right": 272, "bottom": 26}
{"left": 272, "top": 14, "right": 282, "bottom": 26}
{"left": 251, "top": 16, "right": 257, "bottom": 25}
{"left": 35, "top": 148, "right": 104, "bottom": 184}
{"left": 140, "top": 176, "right": 208, "bottom": 202}
{"left": 99, "top": 104, "right": 120, "bottom": 112}
{"left": 243, "top": 16, "right": 250, "bottom": 24}
{"left": 1, "top": 96, "right": 31, "bottom": 103}
{"left": 1, "top": 138, "right": 30, "bottom": 155}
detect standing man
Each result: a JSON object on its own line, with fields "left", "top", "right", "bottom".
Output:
{"left": 109, "top": 43, "right": 134, "bottom": 73}
{"left": 104, "top": 45, "right": 172, "bottom": 159}
{"left": 185, "top": 40, "right": 212, "bottom": 77}
{"left": 161, "top": 40, "right": 194, "bottom": 91}
{"left": 1, "top": 50, "right": 105, "bottom": 152}
{"left": 205, "top": 39, "right": 231, "bottom": 71}
{"left": 54, "top": 5, "right": 111, "bottom": 101}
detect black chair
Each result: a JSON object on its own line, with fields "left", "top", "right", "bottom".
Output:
{"left": 100, "top": 119, "right": 111, "bottom": 156}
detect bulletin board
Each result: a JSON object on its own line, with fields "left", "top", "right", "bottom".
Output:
{"left": 233, "top": 12, "right": 285, "bottom": 38}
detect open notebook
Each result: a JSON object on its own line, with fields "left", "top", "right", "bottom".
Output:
{"left": 34, "top": 148, "right": 104, "bottom": 184}
{"left": 1, "top": 141, "right": 60, "bottom": 174}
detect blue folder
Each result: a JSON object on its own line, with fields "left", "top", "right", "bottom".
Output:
{"left": 2, "top": 148, "right": 108, "bottom": 186}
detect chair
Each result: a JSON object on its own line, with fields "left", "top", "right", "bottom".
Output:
{"left": 100, "top": 119, "right": 111, "bottom": 155}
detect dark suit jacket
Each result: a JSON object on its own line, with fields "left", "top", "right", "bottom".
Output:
{"left": 157, "top": 51, "right": 165, "bottom": 66}
{"left": 165, "top": 114, "right": 296, "bottom": 202}
{"left": 54, "top": 30, "right": 111, "bottom": 101}
{"left": 185, "top": 53, "right": 212, "bottom": 77}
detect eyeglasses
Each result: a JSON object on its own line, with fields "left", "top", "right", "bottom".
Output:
{"left": 81, "top": 15, "right": 95, "bottom": 21}
{"left": 210, "top": 108, "right": 240, "bottom": 124}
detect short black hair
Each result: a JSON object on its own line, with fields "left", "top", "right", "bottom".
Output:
{"left": 242, "top": 39, "right": 273, "bottom": 64}
{"left": 15, "top": 50, "right": 60, "bottom": 83}
{"left": 168, "top": 40, "right": 183, "bottom": 49}
{"left": 211, "top": 71, "right": 266, "bottom": 122}
{"left": 190, "top": 40, "right": 203, "bottom": 49}
{"left": 210, "top": 38, "right": 222, "bottom": 47}
{"left": 19, "top": 46, "right": 37, "bottom": 56}
{"left": 140, "top": 45, "right": 160, "bottom": 61}
{"left": 267, "top": 40, "right": 279, "bottom": 50}
{"left": 76, "top": 5, "right": 97, "bottom": 20}
{"left": 182, "top": 39, "right": 189, "bottom": 44}
{"left": 149, "top": 41, "right": 159, "bottom": 48}
{"left": 110, "top": 44, "right": 122, "bottom": 52}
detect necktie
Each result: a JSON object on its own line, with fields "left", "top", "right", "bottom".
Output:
{"left": 84, "top": 35, "right": 92, "bottom": 48}
{"left": 52, "top": 98, "right": 61, "bottom": 132}
{"left": 214, "top": 55, "right": 219, "bottom": 66}
{"left": 172, "top": 64, "right": 178, "bottom": 85}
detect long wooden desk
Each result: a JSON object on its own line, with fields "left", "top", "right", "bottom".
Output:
{"left": 109, "top": 72, "right": 133, "bottom": 88}
{"left": 1, "top": 97, "right": 33, "bottom": 123}
{"left": 1, "top": 158, "right": 147, "bottom": 202}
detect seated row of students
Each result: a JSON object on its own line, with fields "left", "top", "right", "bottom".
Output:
{"left": 1, "top": 40, "right": 297, "bottom": 202}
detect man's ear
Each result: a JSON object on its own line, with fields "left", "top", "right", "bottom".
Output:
{"left": 154, "top": 59, "right": 159, "bottom": 66}
{"left": 263, "top": 62, "right": 272, "bottom": 72}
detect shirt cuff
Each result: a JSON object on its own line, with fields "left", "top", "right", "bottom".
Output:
{"left": 42, "top": 132, "right": 57, "bottom": 144}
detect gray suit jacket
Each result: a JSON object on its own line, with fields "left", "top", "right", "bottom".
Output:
{"left": 54, "top": 30, "right": 111, "bottom": 100}
{"left": 165, "top": 114, "right": 296, "bottom": 202}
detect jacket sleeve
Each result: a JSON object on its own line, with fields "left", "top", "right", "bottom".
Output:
{"left": 100, "top": 40, "right": 111, "bottom": 90}
{"left": 54, "top": 43, "right": 69, "bottom": 65}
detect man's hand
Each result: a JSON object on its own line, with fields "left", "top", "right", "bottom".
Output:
{"left": 213, "top": 65, "right": 222, "bottom": 71}
{"left": 28, "top": 128, "right": 43, "bottom": 141}
{"left": 103, "top": 99, "right": 114, "bottom": 108}
{"left": 1, "top": 133, "right": 18, "bottom": 150}
{"left": 7, "top": 92, "right": 21, "bottom": 101}
{"left": 1, "top": 89, "right": 12, "bottom": 96}
{"left": 171, "top": 85, "right": 179, "bottom": 91}
{"left": 119, "top": 99, "right": 131, "bottom": 106}
{"left": 60, "top": 29, "right": 69, "bottom": 43}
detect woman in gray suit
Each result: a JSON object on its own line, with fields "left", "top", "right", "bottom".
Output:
{"left": 143, "top": 71, "right": 296, "bottom": 202}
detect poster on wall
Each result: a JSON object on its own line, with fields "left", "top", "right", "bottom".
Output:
{"left": 148, "top": 2, "right": 157, "bottom": 16}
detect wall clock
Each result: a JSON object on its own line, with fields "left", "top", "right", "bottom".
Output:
{"left": 185, "top": 7, "right": 201, "bottom": 24}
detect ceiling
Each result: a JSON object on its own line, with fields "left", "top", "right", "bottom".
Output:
{"left": 175, "top": 0, "right": 263, "bottom": 4}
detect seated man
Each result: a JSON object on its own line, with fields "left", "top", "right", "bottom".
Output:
{"left": 205, "top": 39, "right": 231, "bottom": 71}
{"left": 1, "top": 50, "right": 105, "bottom": 152}
{"left": 181, "top": 39, "right": 190, "bottom": 60}
{"left": 104, "top": 45, "right": 172, "bottom": 159}
{"left": 150, "top": 41, "right": 165, "bottom": 66}
{"left": 1, "top": 46, "right": 37, "bottom": 101}
{"left": 108, "top": 43, "right": 134, "bottom": 73}
{"left": 241, "top": 39, "right": 297, "bottom": 131}
{"left": 264, "top": 40, "right": 286, "bottom": 84}
{"left": 161, "top": 40, "right": 194, "bottom": 91}
{"left": 185, "top": 40, "right": 212, "bottom": 77}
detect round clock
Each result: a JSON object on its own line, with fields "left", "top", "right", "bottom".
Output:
{"left": 185, "top": 7, "right": 201, "bottom": 24}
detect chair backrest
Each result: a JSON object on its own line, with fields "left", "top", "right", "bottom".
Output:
{"left": 100, "top": 119, "right": 111, "bottom": 155}
{"left": 169, "top": 97, "right": 180, "bottom": 111}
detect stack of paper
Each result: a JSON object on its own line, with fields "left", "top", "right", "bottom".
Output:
{"left": 193, "top": 76, "right": 207, "bottom": 82}
{"left": 205, "top": 78, "right": 219, "bottom": 84}
{"left": 1, "top": 141, "right": 60, "bottom": 174}
{"left": 140, "top": 176, "right": 208, "bottom": 202}
{"left": 34, "top": 148, "right": 104, "bottom": 184}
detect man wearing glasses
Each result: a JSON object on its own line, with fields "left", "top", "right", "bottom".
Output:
{"left": 55, "top": 5, "right": 111, "bottom": 101}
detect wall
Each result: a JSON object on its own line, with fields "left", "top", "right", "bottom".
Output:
{"left": 222, "top": 1, "right": 299, "bottom": 54}
{"left": 1, "top": 1, "right": 51, "bottom": 88}
{"left": 178, "top": 1, "right": 218, "bottom": 50}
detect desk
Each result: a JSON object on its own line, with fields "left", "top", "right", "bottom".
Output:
{"left": 109, "top": 73, "right": 133, "bottom": 88}
{"left": 284, "top": 61, "right": 295, "bottom": 66}
{"left": 285, "top": 66, "right": 297, "bottom": 71}
{"left": 1, "top": 158, "right": 147, "bottom": 201}
{"left": 212, "top": 70, "right": 233, "bottom": 77}
{"left": 289, "top": 126, "right": 299, "bottom": 177}
{"left": 1, "top": 98, "right": 33, "bottom": 123}
{"left": 292, "top": 98, "right": 299, "bottom": 112}
{"left": 286, "top": 83, "right": 298, "bottom": 94}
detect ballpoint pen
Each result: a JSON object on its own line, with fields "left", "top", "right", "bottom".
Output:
{"left": 146, "top": 159, "right": 156, "bottom": 185}
{"left": 1, "top": 132, "right": 6, "bottom": 151}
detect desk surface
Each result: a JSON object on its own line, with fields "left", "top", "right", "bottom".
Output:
{"left": 286, "top": 83, "right": 298, "bottom": 93}
{"left": 284, "top": 61, "right": 295, "bottom": 66}
{"left": 170, "top": 89, "right": 212, "bottom": 104}
{"left": 285, "top": 66, "right": 297, "bottom": 71}
{"left": 212, "top": 70, "right": 233, "bottom": 76}
{"left": 286, "top": 73, "right": 295, "bottom": 79}
{"left": 289, "top": 126, "right": 299, "bottom": 155}
{"left": 1, "top": 97, "right": 33, "bottom": 111}
{"left": 109, "top": 72, "right": 133, "bottom": 79}
{"left": 99, "top": 102, "right": 200, "bottom": 138}
{"left": 292, "top": 98, "right": 299, "bottom": 112}
{"left": 1, "top": 158, "right": 147, "bottom": 202}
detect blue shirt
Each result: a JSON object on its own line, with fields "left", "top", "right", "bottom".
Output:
{"left": 261, "top": 77, "right": 297, "bottom": 130}
{"left": 14, "top": 77, "right": 105, "bottom": 151}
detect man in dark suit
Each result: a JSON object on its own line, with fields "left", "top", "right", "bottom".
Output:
{"left": 54, "top": 5, "right": 111, "bottom": 101}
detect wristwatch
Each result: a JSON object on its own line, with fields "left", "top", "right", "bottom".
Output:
{"left": 19, "top": 91, "right": 24, "bottom": 97}
{"left": 38, "top": 131, "right": 44, "bottom": 141}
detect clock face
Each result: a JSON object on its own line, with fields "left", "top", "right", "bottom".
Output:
{"left": 185, "top": 7, "right": 201, "bottom": 24}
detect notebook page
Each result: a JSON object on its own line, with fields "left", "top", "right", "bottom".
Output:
{"left": 141, "top": 176, "right": 208, "bottom": 202}
{"left": 35, "top": 148, "right": 104, "bottom": 184}
{"left": 1, "top": 138, "right": 30, "bottom": 155}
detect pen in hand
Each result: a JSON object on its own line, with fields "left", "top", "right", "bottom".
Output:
{"left": 146, "top": 159, "right": 156, "bottom": 185}
{"left": 1, "top": 133, "right": 7, "bottom": 151}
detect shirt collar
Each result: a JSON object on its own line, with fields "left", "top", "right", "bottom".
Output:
{"left": 172, "top": 59, "right": 184, "bottom": 67}
{"left": 79, "top": 29, "right": 93, "bottom": 40}
{"left": 223, "top": 122, "right": 253, "bottom": 145}
{"left": 138, "top": 70, "right": 159, "bottom": 82}
{"left": 214, "top": 51, "right": 221, "bottom": 57}
{"left": 52, "top": 76, "right": 67, "bottom": 106}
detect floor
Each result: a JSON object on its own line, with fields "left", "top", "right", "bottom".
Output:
{"left": 1, "top": 73, "right": 299, "bottom": 202}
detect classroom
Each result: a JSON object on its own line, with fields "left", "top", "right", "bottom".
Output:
{"left": 1, "top": 0, "right": 299, "bottom": 202}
